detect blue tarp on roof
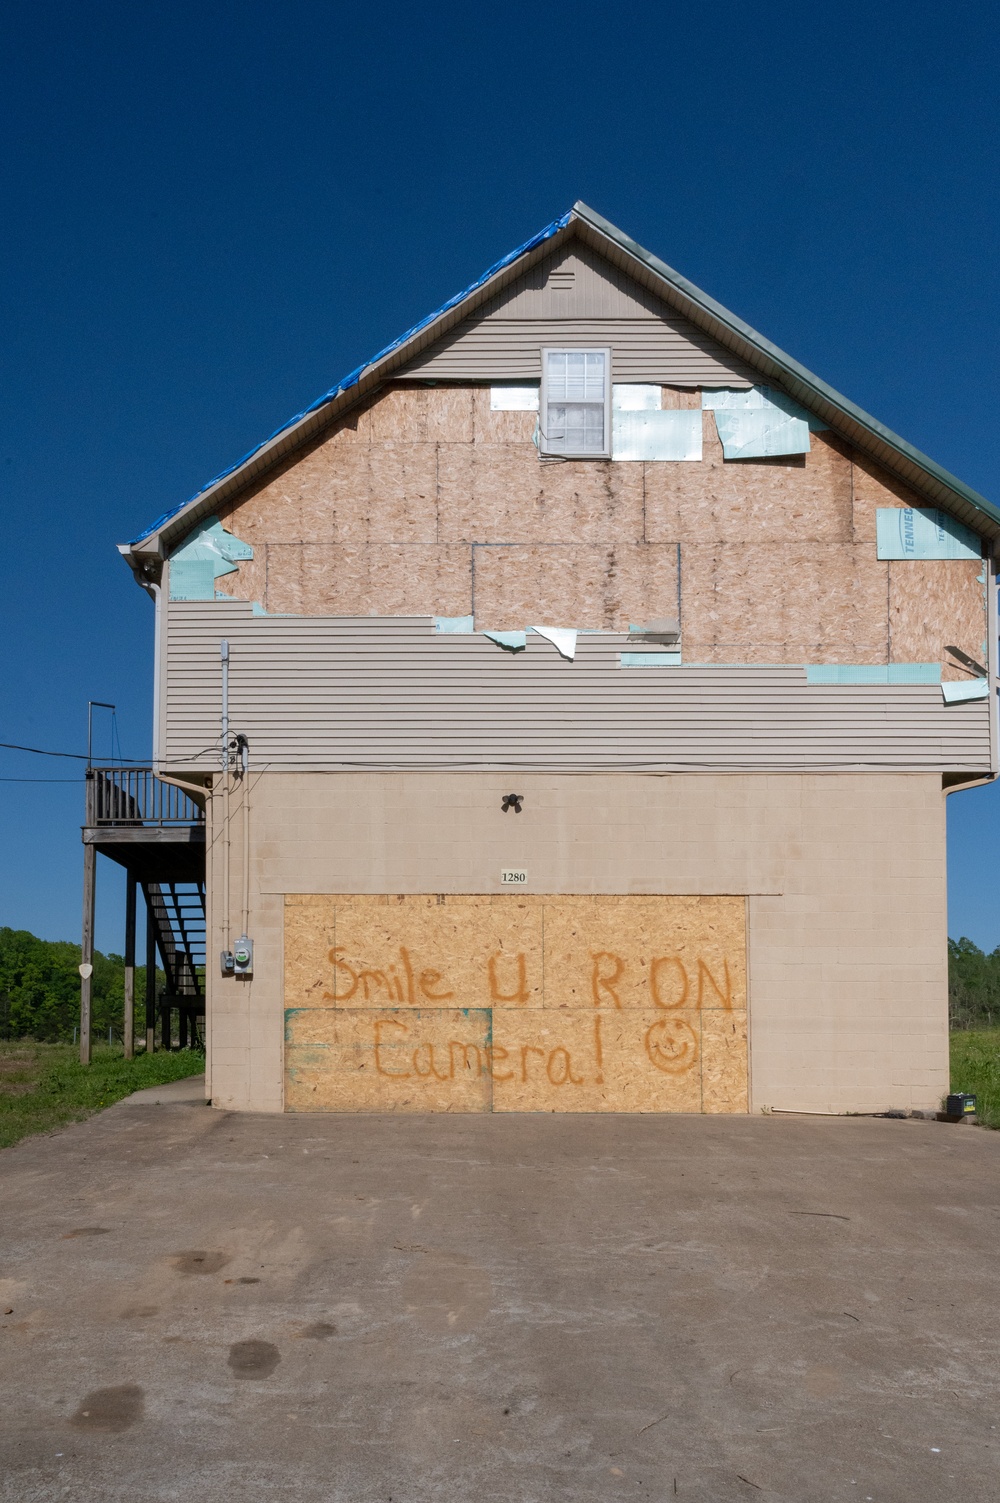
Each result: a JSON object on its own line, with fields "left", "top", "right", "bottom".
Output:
{"left": 129, "top": 210, "right": 574, "bottom": 546}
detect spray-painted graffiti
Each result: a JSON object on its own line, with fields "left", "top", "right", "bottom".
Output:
{"left": 283, "top": 895, "right": 748, "bottom": 1113}
{"left": 323, "top": 944, "right": 732, "bottom": 1012}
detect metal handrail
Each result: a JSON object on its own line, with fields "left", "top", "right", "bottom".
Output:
{"left": 85, "top": 767, "right": 205, "bottom": 827}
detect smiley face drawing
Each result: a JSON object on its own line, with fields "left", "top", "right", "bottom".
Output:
{"left": 644, "top": 1017, "right": 698, "bottom": 1074}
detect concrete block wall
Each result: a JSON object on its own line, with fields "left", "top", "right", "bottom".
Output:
{"left": 205, "top": 770, "right": 949, "bottom": 1116}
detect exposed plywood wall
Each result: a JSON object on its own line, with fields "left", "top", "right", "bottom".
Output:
{"left": 283, "top": 894, "right": 748, "bottom": 1114}
{"left": 473, "top": 545, "right": 679, "bottom": 632}
{"left": 212, "top": 384, "right": 985, "bottom": 666}
{"left": 851, "top": 452, "right": 926, "bottom": 543}
{"left": 681, "top": 543, "right": 889, "bottom": 665}
{"left": 644, "top": 416, "right": 854, "bottom": 543}
{"left": 890, "top": 559, "right": 987, "bottom": 680}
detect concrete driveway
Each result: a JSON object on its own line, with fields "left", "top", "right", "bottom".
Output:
{"left": 1, "top": 1099, "right": 998, "bottom": 1503}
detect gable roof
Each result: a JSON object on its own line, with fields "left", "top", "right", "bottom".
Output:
{"left": 121, "top": 202, "right": 999, "bottom": 573}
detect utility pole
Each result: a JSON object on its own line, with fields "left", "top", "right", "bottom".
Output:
{"left": 79, "top": 842, "right": 96, "bottom": 1064}
{"left": 79, "top": 702, "right": 114, "bottom": 1065}
{"left": 123, "top": 876, "right": 136, "bottom": 1059}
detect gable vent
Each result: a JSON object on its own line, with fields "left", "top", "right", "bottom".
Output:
{"left": 548, "top": 268, "right": 575, "bottom": 290}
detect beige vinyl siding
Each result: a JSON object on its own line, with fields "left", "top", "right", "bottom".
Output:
{"left": 477, "top": 244, "right": 679, "bottom": 319}
{"left": 164, "top": 602, "right": 991, "bottom": 774}
{"left": 399, "top": 319, "right": 756, "bottom": 384}
{"left": 399, "top": 244, "right": 756, "bottom": 385}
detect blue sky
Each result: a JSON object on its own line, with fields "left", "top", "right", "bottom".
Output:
{"left": 1, "top": 1, "right": 998, "bottom": 954}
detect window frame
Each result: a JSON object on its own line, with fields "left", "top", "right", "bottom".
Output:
{"left": 538, "top": 346, "right": 612, "bottom": 459}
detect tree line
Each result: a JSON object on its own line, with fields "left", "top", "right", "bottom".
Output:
{"left": 3, "top": 925, "right": 1000, "bottom": 1039}
{"left": 0, "top": 927, "right": 160, "bottom": 1042}
{"left": 948, "top": 937, "right": 1000, "bottom": 1030}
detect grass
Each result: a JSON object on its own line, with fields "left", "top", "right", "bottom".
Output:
{"left": 0, "top": 1042, "right": 205, "bottom": 1150}
{"left": 950, "top": 1027, "right": 1000, "bottom": 1129}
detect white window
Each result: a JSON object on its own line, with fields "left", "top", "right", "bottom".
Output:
{"left": 539, "top": 347, "right": 611, "bottom": 457}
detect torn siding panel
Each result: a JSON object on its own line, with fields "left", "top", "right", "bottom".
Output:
{"left": 876, "top": 507, "right": 981, "bottom": 561}
{"left": 612, "top": 409, "right": 702, "bottom": 462}
{"left": 613, "top": 384, "right": 662, "bottom": 411}
{"left": 712, "top": 408, "right": 811, "bottom": 460}
{"left": 806, "top": 664, "right": 940, "bottom": 685}
{"left": 942, "top": 679, "right": 989, "bottom": 703}
{"left": 163, "top": 603, "right": 992, "bottom": 774}
{"left": 168, "top": 558, "right": 217, "bottom": 601}
{"left": 490, "top": 386, "right": 539, "bottom": 411}
{"left": 680, "top": 543, "right": 889, "bottom": 665}
{"left": 620, "top": 651, "right": 683, "bottom": 666}
{"left": 483, "top": 629, "right": 527, "bottom": 651}
{"left": 702, "top": 386, "right": 828, "bottom": 430}
{"left": 888, "top": 559, "right": 987, "bottom": 681}
{"left": 168, "top": 516, "right": 255, "bottom": 599}
{"left": 260, "top": 543, "right": 473, "bottom": 619}
{"left": 473, "top": 544, "right": 680, "bottom": 632}
{"left": 434, "top": 615, "right": 474, "bottom": 633}
{"left": 644, "top": 417, "right": 853, "bottom": 544}
{"left": 436, "top": 444, "right": 645, "bottom": 546}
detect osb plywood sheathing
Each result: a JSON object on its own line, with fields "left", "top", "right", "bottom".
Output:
{"left": 262, "top": 542, "right": 474, "bottom": 619}
{"left": 644, "top": 414, "right": 853, "bottom": 545}
{"left": 283, "top": 894, "right": 749, "bottom": 1115}
{"left": 472, "top": 543, "right": 679, "bottom": 632}
{"left": 851, "top": 452, "right": 925, "bottom": 544}
{"left": 889, "top": 559, "right": 987, "bottom": 680}
{"left": 680, "top": 541, "right": 889, "bottom": 665}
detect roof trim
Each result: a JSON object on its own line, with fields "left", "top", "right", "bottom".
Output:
{"left": 122, "top": 203, "right": 998, "bottom": 561}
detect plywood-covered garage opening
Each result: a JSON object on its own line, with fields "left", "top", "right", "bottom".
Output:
{"left": 284, "top": 895, "right": 748, "bottom": 1113}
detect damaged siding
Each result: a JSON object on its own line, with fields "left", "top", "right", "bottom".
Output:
{"left": 163, "top": 602, "right": 992, "bottom": 774}
{"left": 205, "top": 386, "right": 986, "bottom": 682}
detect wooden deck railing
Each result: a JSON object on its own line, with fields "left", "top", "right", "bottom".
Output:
{"left": 85, "top": 767, "right": 205, "bottom": 827}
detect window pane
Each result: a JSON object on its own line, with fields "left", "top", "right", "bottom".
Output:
{"left": 546, "top": 403, "right": 606, "bottom": 453}
{"left": 584, "top": 352, "right": 606, "bottom": 401}
{"left": 545, "top": 348, "right": 605, "bottom": 404}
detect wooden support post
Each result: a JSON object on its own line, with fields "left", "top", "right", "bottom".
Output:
{"left": 161, "top": 994, "right": 171, "bottom": 1052}
{"left": 80, "top": 843, "right": 96, "bottom": 1065}
{"left": 123, "top": 876, "right": 136, "bottom": 1060}
{"left": 145, "top": 892, "right": 156, "bottom": 1053}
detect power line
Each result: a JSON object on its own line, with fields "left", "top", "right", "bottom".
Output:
{"left": 0, "top": 776, "right": 83, "bottom": 783}
{"left": 0, "top": 740, "right": 89, "bottom": 760}
{"left": 0, "top": 740, "right": 223, "bottom": 766}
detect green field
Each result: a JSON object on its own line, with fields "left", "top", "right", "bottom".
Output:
{"left": 2, "top": 1032, "right": 997, "bottom": 1150}
{"left": 0, "top": 1043, "right": 204, "bottom": 1150}
{"left": 950, "top": 1028, "right": 1000, "bottom": 1129}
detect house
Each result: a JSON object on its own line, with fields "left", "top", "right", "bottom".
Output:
{"left": 117, "top": 202, "right": 998, "bottom": 1115}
